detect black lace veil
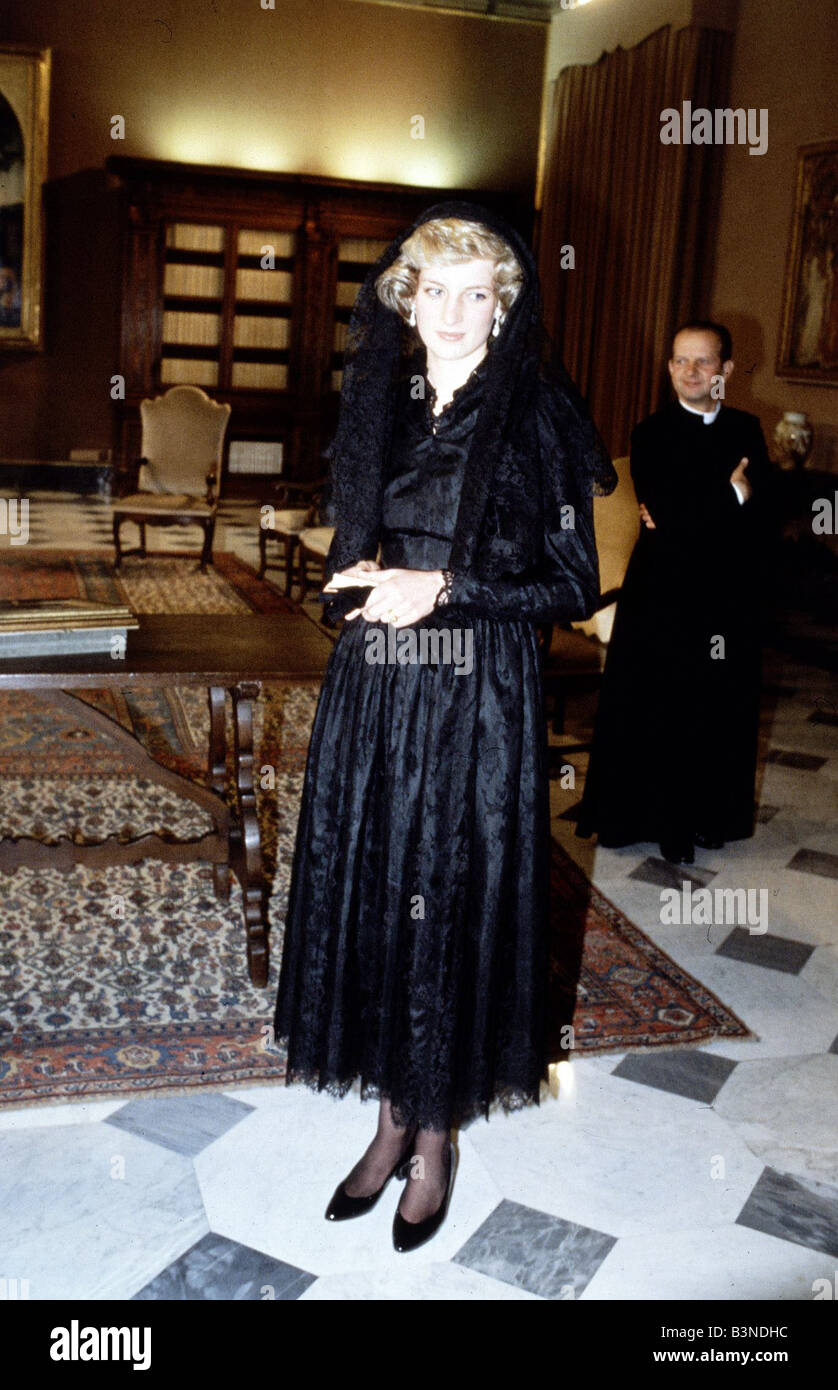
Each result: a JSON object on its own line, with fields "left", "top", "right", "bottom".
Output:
{"left": 323, "top": 199, "right": 616, "bottom": 594}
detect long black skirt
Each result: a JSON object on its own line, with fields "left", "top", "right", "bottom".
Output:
{"left": 273, "top": 609, "right": 552, "bottom": 1132}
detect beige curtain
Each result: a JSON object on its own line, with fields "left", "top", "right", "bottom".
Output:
{"left": 537, "top": 24, "right": 734, "bottom": 457}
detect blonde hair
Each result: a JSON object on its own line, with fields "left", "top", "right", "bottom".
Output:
{"left": 376, "top": 217, "right": 523, "bottom": 320}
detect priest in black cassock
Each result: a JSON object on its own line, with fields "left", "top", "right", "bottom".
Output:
{"left": 576, "top": 321, "right": 774, "bottom": 864}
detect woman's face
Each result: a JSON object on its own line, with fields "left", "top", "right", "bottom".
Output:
{"left": 411, "top": 258, "right": 498, "bottom": 366}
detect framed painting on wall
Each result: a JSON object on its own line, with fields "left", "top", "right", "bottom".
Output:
{"left": 0, "top": 44, "right": 50, "bottom": 351}
{"left": 777, "top": 138, "right": 838, "bottom": 386}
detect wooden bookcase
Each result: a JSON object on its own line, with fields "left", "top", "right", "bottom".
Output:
{"left": 106, "top": 157, "right": 529, "bottom": 498}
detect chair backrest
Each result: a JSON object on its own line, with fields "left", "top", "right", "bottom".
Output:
{"left": 575, "top": 455, "right": 638, "bottom": 643}
{"left": 138, "top": 386, "right": 231, "bottom": 496}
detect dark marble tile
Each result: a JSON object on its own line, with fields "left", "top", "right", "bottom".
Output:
{"left": 629, "top": 858, "right": 716, "bottom": 890}
{"left": 715, "top": 927, "right": 815, "bottom": 975}
{"left": 737, "top": 1168, "right": 838, "bottom": 1260}
{"left": 131, "top": 1232, "right": 315, "bottom": 1300}
{"left": 612, "top": 1049, "right": 737, "bottom": 1103}
{"left": 105, "top": 1093, "right": 254, "bottom": 1157}
{"left": 787, "top": 848, "right": 838, "bottom": 881}
{"left": 755, "top": 804, "right": 780, "bottom": 824}
{"left": 766, "top": 749, "right": 827, "bottom": 771}
{"left": 453, "top": 1199, "right": 616, "bottom": 1300}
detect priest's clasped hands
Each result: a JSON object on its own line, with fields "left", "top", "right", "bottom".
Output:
{"left": 324, "top": 560, "right": 447, "bottom": 626}
{"left": 638, "top": 456, "right": 752, "bottom": 530}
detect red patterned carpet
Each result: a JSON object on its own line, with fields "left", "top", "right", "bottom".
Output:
{"left": 0, "top": 550, "right": 751, "bottom": 1107}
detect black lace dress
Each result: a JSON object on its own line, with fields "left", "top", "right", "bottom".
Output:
{"left": 273, "top": 360, "right": 551, "bottom": 1132}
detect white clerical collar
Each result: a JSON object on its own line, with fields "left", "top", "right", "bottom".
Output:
{"left": 678, "top": 398, "right": 721, "bottom": 425}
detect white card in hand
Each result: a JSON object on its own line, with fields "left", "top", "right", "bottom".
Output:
{"left": 323, "top": 571, "right": 374, "bottom": 590}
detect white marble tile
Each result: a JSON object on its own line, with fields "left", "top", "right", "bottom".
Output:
{"left": 818, "top": 759, "right": 838, "bottom": 786}
{"left": 759, "top": 761, "right": 836, "bottom": 812}
{"left": 636, "top": 871, "right": 830, "bottom": 960}
{"left": 713, "top": 1054, "right": 838, "bottom": 1188}
{"left": 634, "top": 907, "right": 739, "bottom": 961}
{"left": 693, "top": 818, "right": 837, "bottom": 874}
{"left": 764, "top": 715, "right": 838, "bottom": 757}
{"left": 300, "top": 1259, "right": 540, "bottom": 1300}
{"left": 219, "top": 1081, "right": 303, "bottom": 1110}
{"left": 674, "top": 955, "right": 838, "bottom": 1060}
{"left": 0, "top": 1099, "right": 126, "bottom": 1130}
{"left": 761, "top": 814, "right": 836, "bottom": 860}
{"left": 582, "top": 877, "right": 677, "bottom": 934}
{"left": 573, "top": 1052, "right": 627, "bottom": 1073}
{"left": 767, "top": 870, "right": 838, "bottom": 940}
{"left": 642, "top": 928, "right": 768, "bottom": 980}
{"left": 800, "top": 945, "right": 838, "bottom": 1007}
{"left": 194, "top": 1086, "right": 501, "bottom": 1276}
{"left": 724, "top": 909, "right": 835, "bottom": 952}
{"left": 465, "top": 1067, "right": 764, "bottom": 1240}
{"left": 0, "top": 1123, "right": 207, "bottom": 1299}
{"left": 582, "top": 1223, "right": 835, "bottom": 1301}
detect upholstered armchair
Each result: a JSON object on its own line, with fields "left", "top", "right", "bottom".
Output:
{"left": 539, "top": 456, "right": 638, "bottom": 736}
{"left": 257, "top": 478, "right": 327, "bottom": 596}
{"left": 112, "top": 385, "right": 231, "bottom": 571}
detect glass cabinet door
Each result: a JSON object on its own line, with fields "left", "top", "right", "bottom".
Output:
{"left": 231, "top": 228, "right": 295, "bottom": 390}
{"left": 160, "top": 222, "right": 225, "bottom": 387}
{"left": 330, "top": 236, "right": 390, "bottom": 391}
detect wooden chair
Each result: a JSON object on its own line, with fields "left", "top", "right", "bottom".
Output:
{"left": 111, "top": 385, "right": 231, "bottom": 571}
{"left": 540, "top": 456, "right": 638, "bottom": 738}
{"left": 257, "top": 478, "right": 326, "bottom": 595}
{"left": 297, "top": 525, "right": 336, "bottom": 600}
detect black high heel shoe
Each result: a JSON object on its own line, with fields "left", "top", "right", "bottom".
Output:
{"left": 392, "top": 1138, "right": 457, "bottom": 1253}
{"left": 325, "top": 1130, "right": 416, "bottom": 1222}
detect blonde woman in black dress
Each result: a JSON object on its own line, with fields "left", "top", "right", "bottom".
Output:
{"left": 274, "top": 202, "right": 615, "bottom": 1252}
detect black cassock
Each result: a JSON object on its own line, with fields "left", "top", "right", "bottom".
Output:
{"left": 577, "top": 400, "right": 773, "bottom": 849}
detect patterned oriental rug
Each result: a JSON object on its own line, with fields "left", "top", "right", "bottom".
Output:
{"left": 0, "top": 551, "right": 751, "bottom": 1108}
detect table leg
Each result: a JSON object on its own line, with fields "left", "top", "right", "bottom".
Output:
{"left": 229, "top": 680, "right": 268, "bottom": 987}
{"left": 284, "top": 536, "right": 296, "bottom": 597}
{"left": 1, "top": 689, "right": 232, "bottom": 875}
{"left": 208, "top": 686, "right": 230, "bottom": 901}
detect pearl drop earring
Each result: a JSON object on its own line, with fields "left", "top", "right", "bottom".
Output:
{"left": 492, "top": 308, "right": 503, "bottom": 337}
{"left": 408, "top": 304, "right": 416, "bottom": 327}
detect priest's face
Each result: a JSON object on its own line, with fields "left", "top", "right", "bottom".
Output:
{"left": 668, "top": 330, "right": 733, "bottom": 412}
{"left": 411, "top": 258, "right": 499, "bottom": 372}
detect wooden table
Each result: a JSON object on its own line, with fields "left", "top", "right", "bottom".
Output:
{"left": 0, "top": 614, "right": 334, "bottom": 986}
{"left": 0, "top": 457, "right": 113, "bottom": 497}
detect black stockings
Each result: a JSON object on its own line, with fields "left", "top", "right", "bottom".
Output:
{"left": 344, "top": 1098, "right": 451, "bottom": 1222}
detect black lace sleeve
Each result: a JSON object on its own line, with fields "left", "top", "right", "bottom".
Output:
{"left": 433, "top": 570, "right": 455, "bottom": 610}
{"left": 430, "top": 382, "right": 604, "bottom": 624}
{"left": 434, "top": 513, "right": 598, "bottom": 624}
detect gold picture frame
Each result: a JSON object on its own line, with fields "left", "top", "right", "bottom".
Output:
{"left": 0, "top": 44, "right": 51, "bottom": 351}
{"left": 776, "top": 138, "right": 838, "bottom": 386}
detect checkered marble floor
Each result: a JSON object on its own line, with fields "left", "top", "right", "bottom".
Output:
{"left": 0, "top": 489, "right": 266, "bottom": 569}
{"left": 0, "top": 492, "right": 836, "bottom": 1301}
